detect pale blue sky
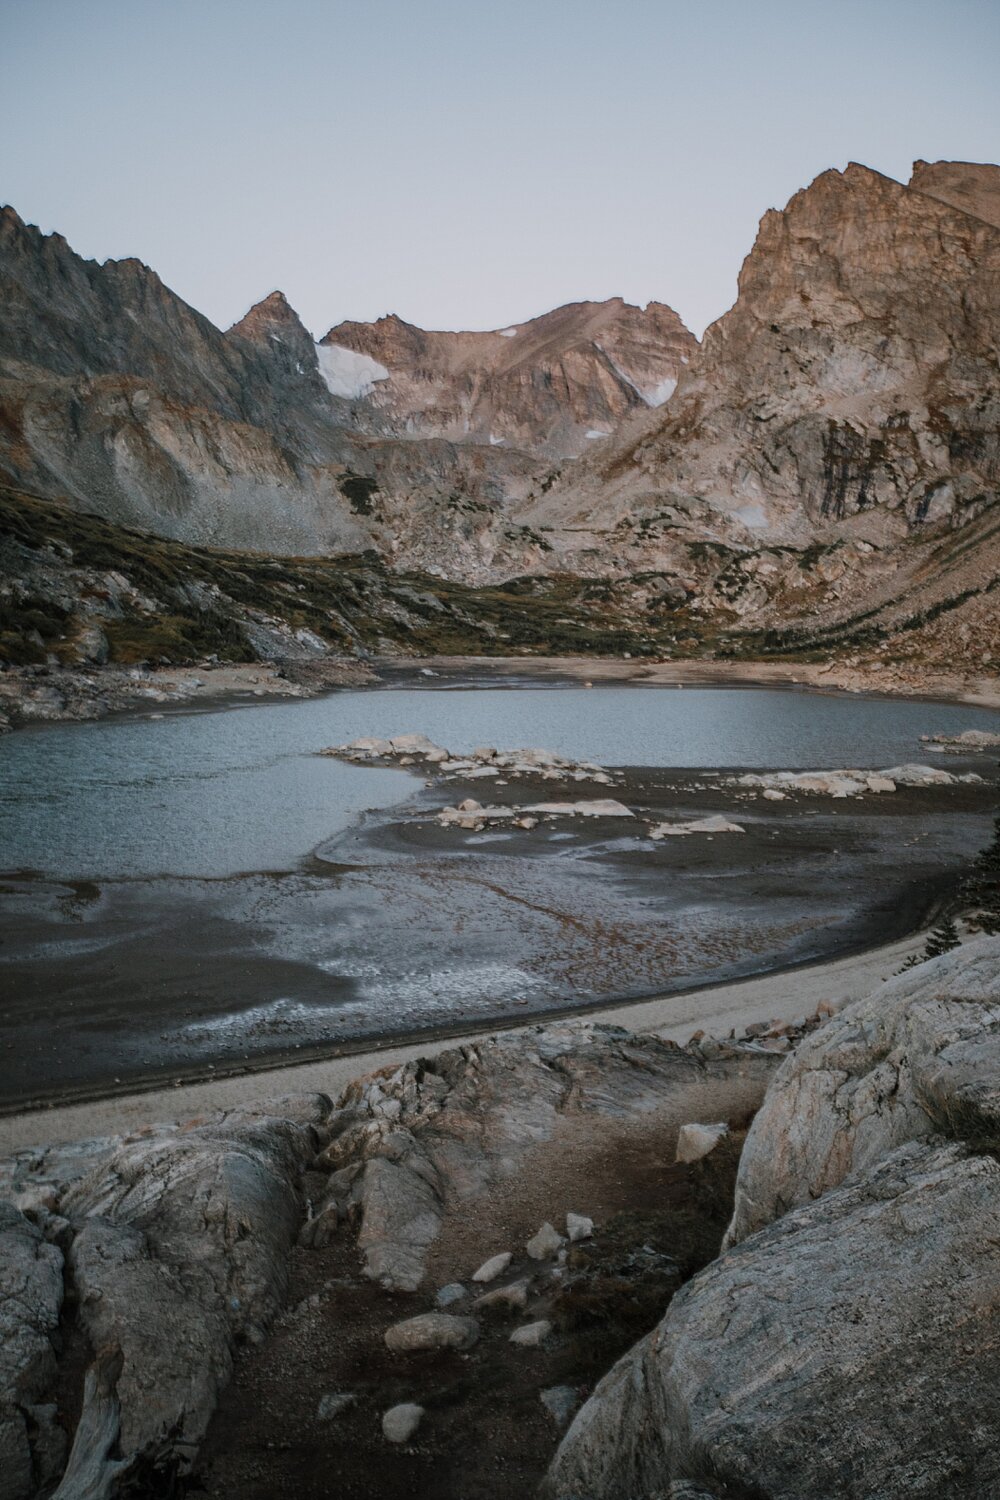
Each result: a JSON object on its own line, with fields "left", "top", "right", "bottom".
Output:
{"left": 3, "top": 0, "right": 998, "bottom": 338}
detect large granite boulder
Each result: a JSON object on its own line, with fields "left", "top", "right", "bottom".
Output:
{"left": 546, "top": 1139, "right": 1000, "bottom": 1499}
{"left": 0, "top": 1205, "right": 64, "bottom": 1500}
{"left": 545, "top": 939, "right": 1000, "bottom": 1500}
{"left": 727, "top": 936, "right": 1000, "bottom": 1245}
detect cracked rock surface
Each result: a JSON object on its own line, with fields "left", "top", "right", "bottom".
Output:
{"left": 546, "top": 938, "right": 1000, "bottom": 1500}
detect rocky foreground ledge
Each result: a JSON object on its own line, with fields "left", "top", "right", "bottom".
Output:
{"left": 2, "top": 940, "right": 999, "bottom": 1497}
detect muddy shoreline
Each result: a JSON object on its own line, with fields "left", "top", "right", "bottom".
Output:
{"left": 2, "top": 651, "right": 999, "bottom": 739}
{"left": 2, "top": 756, "right": 994, "bottom": 1114}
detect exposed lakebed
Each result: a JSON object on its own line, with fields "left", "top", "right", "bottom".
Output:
{"left": 1, "top": 680, "right": 998, "bottom": 1106}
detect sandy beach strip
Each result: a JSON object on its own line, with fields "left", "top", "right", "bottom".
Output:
{"left": 0, "top": 931, "right": 924, "bottom": 1155}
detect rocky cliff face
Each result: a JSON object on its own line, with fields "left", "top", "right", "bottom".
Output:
{"left": 321, "top": 298, "right": 696, "bottom": 458}
{"left": 524, "top": 162, "right": 1000, "bottom": 548}
{"left": 2, "top": 162, "right": 999, "bottom": 672}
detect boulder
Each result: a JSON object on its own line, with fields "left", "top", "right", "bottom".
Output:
{"left": 57, "top": 1099, "right": 322, "bottom": 1466}
{"left": 727, "top": 936, "right": 1000, "bottom": 1245}
{"left": 0, "top": 1206, "right": 64, "bottom": 1500}
{"left": 384, "top": 1313, "right": 479, "bottom": 1353}
{"left": 545, "top": 1140, "right": 1000, "bottom": 1500}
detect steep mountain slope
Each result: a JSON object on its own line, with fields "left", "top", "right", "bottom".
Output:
{"left": 0, "top": 210, "right": 553, "bottom": 560}
{"left": 512, "top": 161, "right": 1000, "bottom": 657}
{"left": 321, "top": 298, "right": 696, "bottom": 457}
{"left": 0, "top": 210, "right": 695, "bottom": 570}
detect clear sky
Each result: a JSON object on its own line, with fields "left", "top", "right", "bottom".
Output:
{"left": 3, "top": 0, "right": 999, "bottom": 339}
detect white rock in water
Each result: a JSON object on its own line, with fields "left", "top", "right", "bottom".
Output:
{"left": 675, "top": 1122, "right": 729, "bottom": 1164}
{"left": 527, "top": 1221, "right": 566, "bottom": 1260}
{"left": 317, "top": 1391, "right": 356, "bottom": 1421}
{"left": 384, "top": 1313, "right": 479, "bottom": 1352}
{"left": 472, "top": 1251, "right": 512, "bottom": 1283}
{"left": 382, "top": 1403, "right": 424, "bottom": 1444}
{"left": 524, "top": 799, "right": 634, "bottom": 818}
{"left": 866, "top": 775, "right": 897, "bottom": 793}
{"left": 566, "top": 1212, "right": 593, "bottom": 1243}
{"left": 510, "top": 1319, "right": 552, "bottom": 1347}
{"left": 651, "top": 815, "right": 745, "bottom": 838}
{"left": 880, "top": 762, "right": 955, "bottom": 786}
{"left": 763, "top": 788, "right": 786, "bottom": 801}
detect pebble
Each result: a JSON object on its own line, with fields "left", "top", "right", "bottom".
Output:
{"left": 541, "top": 1386, "right": 581, "bottom": 1429}
{"left": 436, "top": 1282, "right": 468, "bottom": 1307}
{"left": 317, "top": 1392, "right": 356, "bottom": 1422}
{"left": 472, "top": 1251, "right": 512, "bottom": 1283}
{"left": 473, "top": 1278, "right": 530, "bottom": 1314}
{"left": 382, "top": 1403, "right": 424, "bottom": 1444}
{"left": 675, "top": 1122, "right": 729, "bottom": 1164}
{"left": 527, "top": 1221, "right": 566, "bottom": 1260}
{"left": 510, "top": 1319, "right": 552, "bottom": 1348}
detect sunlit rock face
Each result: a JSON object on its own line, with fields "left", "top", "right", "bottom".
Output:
{"left": 320, "top": 297, "right": 696, "bottom": 458}
{"left": 524, "top": 161, "right": 1000, "bottom": 552}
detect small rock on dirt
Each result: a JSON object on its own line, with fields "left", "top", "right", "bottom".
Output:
{"left": 527, "top": 1221, "right": 565, "bottom": 1260}
{"left": 675, "top": 1122, "right": 729, "bottom": 1164}
{"left": 541, "top": 1386, "right": 582, "bottom": 1429}
{"left": 383, "top": 1403, "right": 424, "bottom": 1444}
{"left": 472, "top": 1251, "right": 512, "bottom": 1283}
{"left": 566, "top": 1213, "right": 593, "bottom": 1242}
{"left": 435, "top": 1283, "right": 468, "bottom": 1307}
{"left": 510, "top": 1319, "right": 552, "bottom": 1348}
{"left": 317, "top": 1392, "right": 356, "bottom": 1422}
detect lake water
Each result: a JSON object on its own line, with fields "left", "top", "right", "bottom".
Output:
{"left": 2, "top": 683, "right": 998, "bottom": 879}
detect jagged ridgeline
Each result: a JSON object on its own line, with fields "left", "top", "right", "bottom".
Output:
{"left": 1, "top": 159, "right": 998, "bottom": 671}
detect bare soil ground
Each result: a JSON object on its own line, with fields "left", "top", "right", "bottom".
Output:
{"left": 191, "top": 1095, "right": 752, "bottom": 1500}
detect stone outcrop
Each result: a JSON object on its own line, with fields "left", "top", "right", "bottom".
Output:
{"left": 726, "top": 934, "right": 1000, "bottom": 1244}
{"left": 0, "top": 1026, "right": 777, "bottom": 1493}
{"left": 0, "top": 1095, "right": 331, "bottom": 1496}
{"left": 312, "top": 1021, "right": 775, "bottom": 1291}
{"left": 546, "top": 938, "right": 1000, "bottom": 1500}
{"left": 0, "top": 1205, "right": 65, "bottom": 1500}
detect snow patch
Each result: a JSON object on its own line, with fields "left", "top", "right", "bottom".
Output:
{"left": 641, "top": 377, "right": 677, "bottom": 406}
{"left": 499, "top": 327, "right": 518, "bottom": 337}
{"left": 316, "top": 342, "right": 390, "bottom": 399}
{"left": 735, "top": 503, "right": 769, "bottom": 530}
{"left": 586, "top": 429, "right": 610, "bottom": 440}
{"left": 489, "top": 434, "right": 506, "bottom": 446}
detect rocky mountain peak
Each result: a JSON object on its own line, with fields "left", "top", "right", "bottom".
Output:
{"left": 909, "top": 157, "right": 1000, "bottom": 230}
{"left": 320, "top": 296, "right": 697, "bottom": 457}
